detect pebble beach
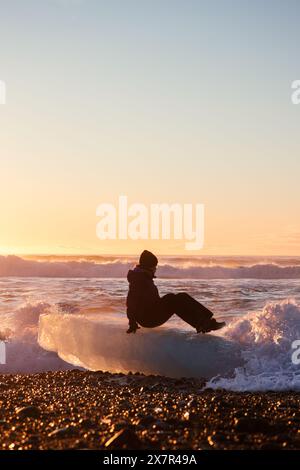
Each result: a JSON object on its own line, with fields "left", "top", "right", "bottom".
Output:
{"left": 0, "top": 370, "right": 300, "bottom": 451}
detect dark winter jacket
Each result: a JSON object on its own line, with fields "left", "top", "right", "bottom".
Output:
{"left": 126, "top": 265, "right": 160, "bottom": 329}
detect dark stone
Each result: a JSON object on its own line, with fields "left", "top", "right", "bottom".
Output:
{"left": 15, "top": 406, "right": 41, "bottom": 419}
{"left": 78, "top": 418, "right": 94, "bottom": 429}
{"left": 104, "top": 428, "right": 143, "bottom": 449}
{"left": 234, "top": 417, "right": 271, "bottom": 434}
{"left": 48, "top": 426, "right": 77, "bottom": 439}
{"left": 139, "top": 415, "right": 155, "bottom": 426}
{"left": 0, "top": 382, "right": 9, "bottom": 390}
{"left": 152, "top": 419, "right": 169, "bottom": 430}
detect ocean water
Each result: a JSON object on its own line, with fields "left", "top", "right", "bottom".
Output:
{"left": 1, "top": 254, "right": 300, "bottom": 391}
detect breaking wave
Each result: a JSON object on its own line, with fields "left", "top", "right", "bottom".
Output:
{"left": 1, "top": 255, "right": 300, "bottom": 279}
{"left": 207, "top": 300, "right": 300, "bottom": 391}
{"left": 1, "top": 297, "right": 300, "bottom": 392}
{"left": 0, "top": 302, "right": 75, "bottom": 374}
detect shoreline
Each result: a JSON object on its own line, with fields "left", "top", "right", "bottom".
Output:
{"left": 0, "top": 370, "right": 300, "bottom": 450}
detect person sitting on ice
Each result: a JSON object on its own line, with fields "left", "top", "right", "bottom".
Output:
{"left": 126, "top": 250, "right": 226, "bottom": 334}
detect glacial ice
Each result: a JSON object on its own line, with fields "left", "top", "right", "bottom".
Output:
{"left": 38, "top": 313, "right": 242, "bottom": 378}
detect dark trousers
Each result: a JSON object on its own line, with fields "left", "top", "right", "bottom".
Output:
{"left": 136, "top": 292, "right": 213, "bottom": 329}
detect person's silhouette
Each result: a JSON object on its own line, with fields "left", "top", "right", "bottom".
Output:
{"left": 126, "top": 250, "right": 226, "bottom": 334}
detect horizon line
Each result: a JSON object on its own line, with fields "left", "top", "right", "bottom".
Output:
{"left": 2, "top": 253, "right": 300, "bottom": 259}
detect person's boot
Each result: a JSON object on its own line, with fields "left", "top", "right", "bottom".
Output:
{"left": 196, "top": 318, "right": 226, "bottom": 334}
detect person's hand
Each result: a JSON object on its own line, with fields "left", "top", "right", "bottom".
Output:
{"left": 126, "top": 325, "right": 140, "bottom": 334}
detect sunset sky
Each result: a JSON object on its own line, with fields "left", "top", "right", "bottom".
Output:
{"left": 1, "top": 0, "right": 300, "bottom": 256}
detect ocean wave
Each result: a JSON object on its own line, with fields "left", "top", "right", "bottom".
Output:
{"left": 207, "top": 300, "right": 300, "bottom": 391}
{"left": 2, "top": 298, "right": 300, "bottom": 391}
{"left": 1, "top": 255, "right": 300, "bottom": 279}
{"left": 0, "top": 302, "right": 75, "bottom": 374}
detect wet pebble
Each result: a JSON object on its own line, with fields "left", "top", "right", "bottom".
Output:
{"left": 104, "top": 428, "right": 143, "bottom": 449}
{"left": 15, "top": 406, "right": 41, "bottom": 419}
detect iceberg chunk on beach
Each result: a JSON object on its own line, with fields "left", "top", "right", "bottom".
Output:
{"left": 38, "top": 313, "right": 242, "bottom": 378}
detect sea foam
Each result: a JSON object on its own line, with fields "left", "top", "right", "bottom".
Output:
{"left": 207, "top": 300, "right": 300, "bottom": 391}
{"left": 2, "top": 298, "right": 300, "bottom": 391}
{"left": 0, "top": 302, "right": 75, "bottom": 374}
{"left": 37, "top": 300, "right": 300, "bottom": 389}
